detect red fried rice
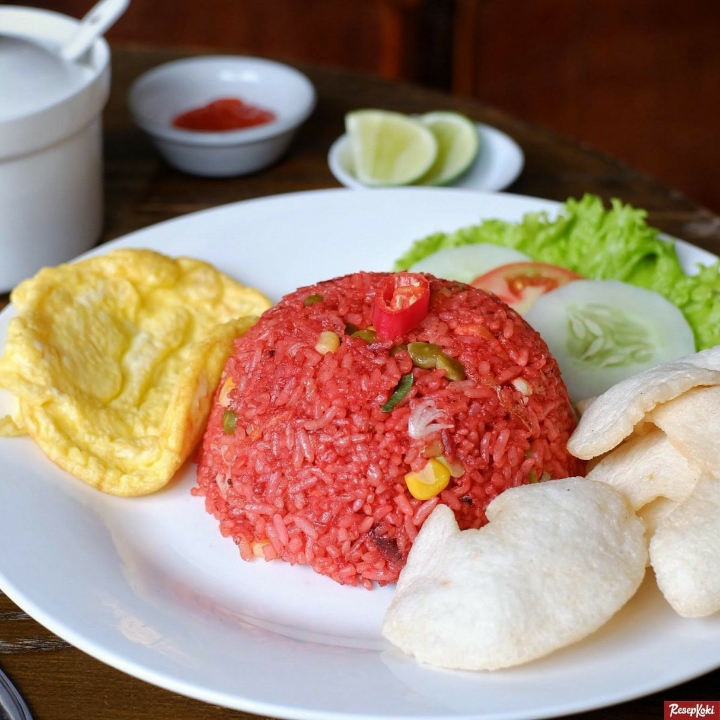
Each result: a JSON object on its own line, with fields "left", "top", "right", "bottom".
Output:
{"left": 194, "top": 272, "right": 583, "bottom": 588}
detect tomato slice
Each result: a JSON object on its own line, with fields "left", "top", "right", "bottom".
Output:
{"left": 373, "top": 273, "right": 430, "bottom": 340}
{"left": 471, "top": 261, "right": 582, "bottom": 313}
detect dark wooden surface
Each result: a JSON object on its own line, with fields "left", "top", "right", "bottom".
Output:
{"left": 0, "top": 44, "right": 719, "bottom": 720}
{"left": 450, "top": 0, "right": 720, "bottom": 215}
{"left": 19, "top": 0, "right": 451, "bottom": 89}
{"left": 20, "top": 0, "right": 720, "bottom": 214}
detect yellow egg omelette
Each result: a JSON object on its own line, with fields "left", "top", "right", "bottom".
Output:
{"left": 0, "top": 248, "right": 272, "bottom": 496}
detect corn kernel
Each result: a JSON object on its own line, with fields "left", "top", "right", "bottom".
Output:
{"left": 252, "top": 540, "right": 269, "bottom": 557}
{"left": 315, "top": 330, "right": 340, "bottom": 355}
{"left": 436, "top": 454, "right": 465, "bottom": 478}
{"left": 405, "top": 458, "right": 451, "bottom": 500}
{"left": 218, "top": 376, "right": 236, "bottom": 407}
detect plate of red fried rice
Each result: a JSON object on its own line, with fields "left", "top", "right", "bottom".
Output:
{"left": 1, "top": 188, "right": 719, "bottom": 720}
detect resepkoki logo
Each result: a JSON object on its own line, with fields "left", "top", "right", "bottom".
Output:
{"left": 665, "top": 702, "right": 720, "bottom": 719}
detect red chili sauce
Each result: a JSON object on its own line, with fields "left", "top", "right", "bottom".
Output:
{"left": 172, "top": 97, "right": 276, "bottom": 131}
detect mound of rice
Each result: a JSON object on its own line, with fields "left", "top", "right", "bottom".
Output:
{"left": 194, "top": 272, "right": 584, "bottom": 588}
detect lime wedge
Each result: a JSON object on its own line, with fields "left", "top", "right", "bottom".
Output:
{"left": 416, "top": 112, "right": 480, "bottom": 186}
{"left": 345, "top": 110, "right": 438, "bottom": 186}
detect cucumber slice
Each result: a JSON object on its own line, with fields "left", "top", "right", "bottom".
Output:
{"left": 524, "top": 280, "right": 696, "bottom": 401}
{"left": 409, "top": 244, "right": 531, "bottom": 284}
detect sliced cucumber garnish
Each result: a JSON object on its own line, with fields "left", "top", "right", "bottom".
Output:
{"left": 409, "top": 244, "right": 531, "bottom": 284}
{"left": 524, "top": 280, "right": 696, "bottom": 401}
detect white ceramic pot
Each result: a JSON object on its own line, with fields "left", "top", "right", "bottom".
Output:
{"left": 0, "top": 6, "right": 110, "bottom": 292}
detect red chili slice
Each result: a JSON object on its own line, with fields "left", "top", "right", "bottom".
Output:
{"left": 373, "top": 273, "right": 430, "bottom": 340}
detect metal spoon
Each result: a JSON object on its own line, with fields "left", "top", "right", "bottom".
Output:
{"left": 59, "top": 0, "right": 130, "bottom": 63}
{"left": 0, "top": 667, "right": 32, "bottom": 720}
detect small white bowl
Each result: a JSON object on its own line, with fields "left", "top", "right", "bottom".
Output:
{"left": 128, "top": 56, "right": 316, "bottom": 177}
{"left": 328, "top": 122, "right": 525, "bottom": 192}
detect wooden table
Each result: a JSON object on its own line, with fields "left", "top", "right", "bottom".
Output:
{"left": 1, "top": 45, "right": 719, "bottom": 720}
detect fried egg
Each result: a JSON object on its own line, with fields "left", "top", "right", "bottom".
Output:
{"left": 0, "top": 248, "right": 271, "bottom": 496}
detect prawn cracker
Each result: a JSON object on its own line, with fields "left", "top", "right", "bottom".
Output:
{"left": 650, "top": 477, "right": 720, "bottom": 617}
{"left": 645, "top": 385, "right": 720, "bottom": 477}
{"left": 382, "top": 479, "right": 647, "bottom": 671}
{"left": 568, "top": 346, "right": 720, "bottom": 460}
{"left": 586, "top": 427, "right": 699, "bottom": 510}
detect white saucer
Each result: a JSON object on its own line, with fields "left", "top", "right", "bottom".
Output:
{"left": 328, "top": 122, "right": 524, "bottom": 192}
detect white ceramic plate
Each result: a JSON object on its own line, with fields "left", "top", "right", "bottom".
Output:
{"left": 328, "top": 124, "right": 524, "bottom": 192}
{"left": 1, "top": 189, "right": 719, "bottom": 720}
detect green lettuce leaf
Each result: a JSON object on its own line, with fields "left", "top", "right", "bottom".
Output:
{"left": 394, "top": 194, "right": 720, "bottom": 350}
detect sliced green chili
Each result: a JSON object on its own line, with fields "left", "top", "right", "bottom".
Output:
{"left": 303, "top": 294, "right": 324, "bottom": 307}
{"left": 406, "top": 341, "right": 466, "bottom": 380}
{"left": 351, "top": 328, "right": 377, "bottom": 343}
{"left": 435, "top": 353, "right": 466, "bottom": 381}
{"left": 407, "top": 341, "right": 443, "bottom": 369}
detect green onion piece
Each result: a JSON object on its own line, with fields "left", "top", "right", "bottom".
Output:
{"left": 303, "top": 294, "right": 324, "bottom": 307}
{"left": 222, "top": 410, "right": 238, "bottom": 435}
{"left": 381, "top": 373, "right": 414, "bottom": 413}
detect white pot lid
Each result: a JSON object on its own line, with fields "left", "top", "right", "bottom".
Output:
{"left": 0, "top": 36, "right": 94, "bottom": 123}
{"left": 0, "top": 6, "right": 110, "bottom": 159}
